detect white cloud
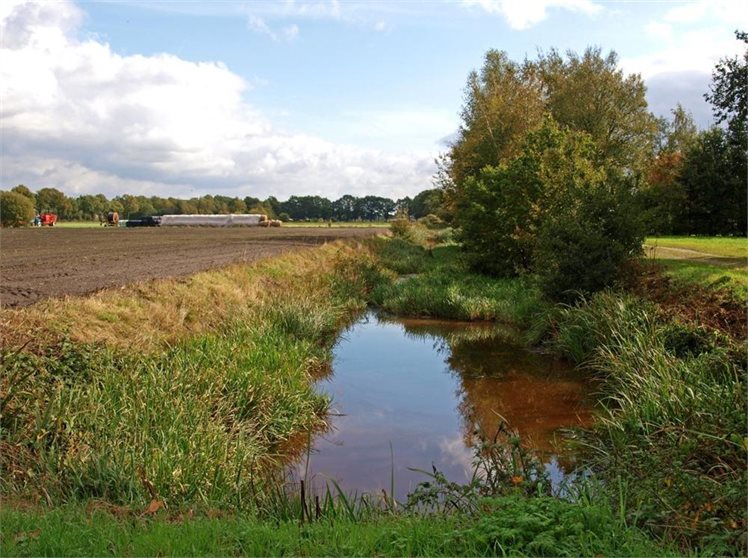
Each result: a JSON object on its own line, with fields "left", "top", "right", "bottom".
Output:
{"left": 461, "top": 0, "right": 602, "bottom": 30}
{"left": 0, "top": 1, "right": 435, "bottom": 200}
{"left": 621, "top": 28, "right": 744, "bottom": 78}
{"left": 663, "top": 0, "right": 745, "bottom": 25}
{"left": 247, "top": 13, "right": 299, "bottom": 42}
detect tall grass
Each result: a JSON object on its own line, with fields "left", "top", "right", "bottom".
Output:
{"left": 543, "top": 292, "right": 747, "bottom": 553}
{"left": 369, "top": 239, "right": 548, "bottom": 326}
{"left": 0, "top": 242, "right": 375, "bottom": 508}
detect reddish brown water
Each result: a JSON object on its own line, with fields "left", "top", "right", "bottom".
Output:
{"left": 288, "top": 312, "right": 594, "bottom": 500}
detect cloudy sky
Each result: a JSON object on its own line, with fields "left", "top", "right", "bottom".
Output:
{"left": 1, "top": 0, "right": 746, "bottom": 201}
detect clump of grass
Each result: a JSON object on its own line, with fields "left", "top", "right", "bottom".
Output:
{"left": 370, "top": 244, "right": 547, "bottom": 326}
{"left": 542, "top": 291, "right": 747, "bottom": 553}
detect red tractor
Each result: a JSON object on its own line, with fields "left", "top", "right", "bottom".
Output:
{"left": 39, "top": 213, "right": 58, "bottom": 226}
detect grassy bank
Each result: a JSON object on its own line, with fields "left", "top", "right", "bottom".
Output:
{"left": 1, "top": 495, "right": 669, "bottom": 557}
{"left": 366, "top": 233, "right": 746, "bottom": 554}
{"left": 1, "top": 242, "right": 380, "bottom": 508}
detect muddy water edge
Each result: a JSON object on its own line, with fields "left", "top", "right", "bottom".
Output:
{"left": 286, "top": 311, "right": 595, "bottom": 501}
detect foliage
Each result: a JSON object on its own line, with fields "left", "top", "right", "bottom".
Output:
{"left": 705, "top": 30, "right": 747, "bottom": 139}
{"left": 447, "top": 50, "right": 545, "bottom": 189}
{"left": 532, "top": 186, "right": 644, "bottom": 302}
{"left": 411, "top": 188, "right": 446, "bottom": 220}
{"left": 10, "top": 184, "right": 35, "bottom": 201}
{"left": 679, "top": 127, "right": 746, "bottom": 235}
{"left": 533, "top": 47, "right": 656, "bottom": 173}
{"left": 0, "top": 191, "right": 35, "bottom": 227}
{"left": 544, "top": 292, "right": 747, "bottom": 553}
{"left": 455, "top": 117, "right": 642, "bottom": 300}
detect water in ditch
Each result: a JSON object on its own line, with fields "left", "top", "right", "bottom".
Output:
{"left": 288, "top": 311, "right": 594, "bottom": 501}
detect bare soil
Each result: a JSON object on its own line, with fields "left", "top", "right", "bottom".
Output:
{"left": 0, "top": 227, "right": 383, "bottom": 308}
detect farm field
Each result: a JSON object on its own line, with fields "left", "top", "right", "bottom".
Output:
{"left": 0, "top": 226, "right": 384, "bottom": 308}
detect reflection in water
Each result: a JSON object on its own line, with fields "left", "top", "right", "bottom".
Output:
{"left": 288, "top": 312, "right": 594, "bottom": 500}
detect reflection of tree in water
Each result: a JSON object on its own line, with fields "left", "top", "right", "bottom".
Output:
{"left": 393, "top": 316, "right": 593, "bottom": 456}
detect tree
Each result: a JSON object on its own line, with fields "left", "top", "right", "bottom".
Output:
{"left": 411, "top": 189, "right": 445, "bottom": 219}
{"left": 533, "top": 185, "right": 643, "bottom": 301}
{"left": 534, "top": 47, "right": 657, "bottom": 174}
{"left": 447, "top": 50, "right": 544, "bottom": 188}
{"left": 456, "top": 118, "right": 606, "bottom": 276}
{"left": 36, "top": 187, "right": 71, "bottom": 217}
{"left": 638, "top": 105, "right": 697, "bottom": 234}
{"left": 705, "top": 30, "right": 747, "bottom": 141}
{"left": 11, "top": 184, "right": 35, "bottom": 201}
{"left": 332, "top": 195, "right": 358, "bottom": 221}
{"left": 1, "top": 191, "right": 35, "bottom": 227}
{"left": 679, "top": 127, "right": 746, "bottom": 235}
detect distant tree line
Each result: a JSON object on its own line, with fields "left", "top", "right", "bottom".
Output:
{"left": 0, "top": 187, "right": 445, "bottom": 225}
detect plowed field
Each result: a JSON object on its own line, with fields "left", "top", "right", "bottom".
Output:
{"left": 0, "top": 226, "right": 383, "bottom": 308}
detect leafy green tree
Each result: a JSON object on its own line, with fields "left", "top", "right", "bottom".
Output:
{"left": 411, "top": 189, "right": 445, "bottom": 219}
{"left": 332, "top": 195, "right": 358, "bottom": 221}
{"left": 679, "top": 127, "right": 746, "bottom": 235}
{"left": 227, "top": 197, "right": 247, "bottom": 213}
{"left": 533, "top": 185, "right": 643, "bottom": 301}
{"left": 36, "top": 187, "right": 71, "bottom": 217}
{"left": 534, "top": 47, "right": 657, "bottom": 174}
{"left": 456, "top": 118, "right": 605, "bottom": 276}
{"left": 11, "top": 184, "right": 35, "bottom": 201}
{"left": 705, "top": 30, "right": 747, "bottom": 141}
{"left": 1, "top": 191, "right": 35, "bottom": 227}
{"left": 448, "top": 50, "right": 544, "bottom": 188}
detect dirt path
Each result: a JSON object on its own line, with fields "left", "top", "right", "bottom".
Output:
{"left": 0, "top": 227, "right": 383, "bottom": 308}
{"left": 643, "top": 244, "right": 747, "bottom": 268}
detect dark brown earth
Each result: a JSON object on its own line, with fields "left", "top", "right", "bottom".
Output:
{"left": 0, "top": 226, "right": 384, "bottom": 308}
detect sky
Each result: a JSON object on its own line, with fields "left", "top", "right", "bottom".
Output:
{"left": 1, "top": 0, "right": 746, "bottom": 202}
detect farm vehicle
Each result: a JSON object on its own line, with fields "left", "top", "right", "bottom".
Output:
{"left": 102, "top": 211, "right": 120, "bottom": 226}
{"left": 33, "top": 213, "right": 57, "bottom": 226}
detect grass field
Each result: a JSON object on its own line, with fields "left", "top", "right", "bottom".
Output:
{"left": 40, "top": 221, "right": 103, "bottom": 228}
{"left": 643, "top": 236, "right": 747, "bottom": 298}
{"left": 645, "top": 236, "right": 747, "bottom": 259}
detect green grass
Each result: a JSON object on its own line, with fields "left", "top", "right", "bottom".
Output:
{"left": 369, "top": 239, "right": 548, "bottom": 327}
{"left": 35, "top": 221, "right": 104, "bottom": 228}
{"left": 282, "top": 221, "right": 390, "bottom": 228}
{"left": 645, "top": 236, "right": 747, "bottom": 259}
{"left": 0, "top": 496, "right": 669, "bottom": 557}
{"left": 545, "top": 292, "right": 747, "bottom": 553}
{"left": 656, "top": 259, "right": 748, "bottom": 299}
{"left": 1, "top": 246, "right": 372, "bottom": 508}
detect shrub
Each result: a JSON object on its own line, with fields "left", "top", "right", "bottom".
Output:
{"left": 417, "top": 213, "right": 446, "bottom": 229}
{"left": 389, "top": 217, "right": 413, "bottom": 239}
{"left": 0, "top": 191, "right": 35, "bottom": 227}
{"left": 532, "top": 188, "right": 644, "bottom": 302}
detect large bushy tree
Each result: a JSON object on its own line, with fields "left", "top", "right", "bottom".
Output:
{"left": 458, "top": 118, "right": 603, "bottom": 274}
{"left": 534, "top": 48, "right": 657, "bottom": 174}
{"left": 1, "top": 191, "right": 35, "bottom": 227}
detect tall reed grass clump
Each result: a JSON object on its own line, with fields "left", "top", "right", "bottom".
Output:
{"left": 545, "top": 292, "right": 747, "bottom": 553}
